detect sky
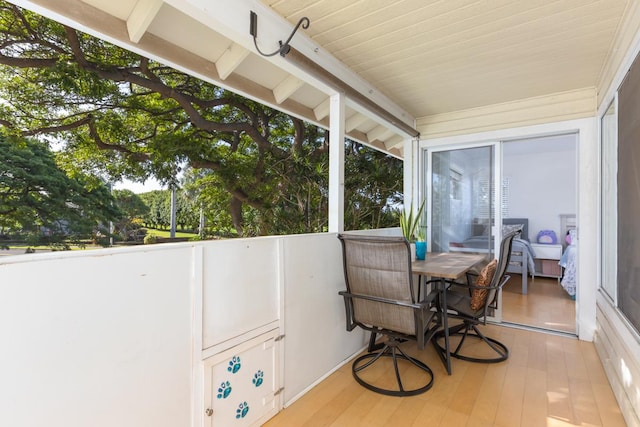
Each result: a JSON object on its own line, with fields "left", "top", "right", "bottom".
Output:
{"left": 113, "top": 177, "right": 164, "bottom": 194}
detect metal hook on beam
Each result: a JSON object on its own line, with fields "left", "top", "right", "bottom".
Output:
{"left": 250, "top": 11, "right": 310, "bottom": 58}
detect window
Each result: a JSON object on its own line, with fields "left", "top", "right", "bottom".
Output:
{"left": 474, "top": 178, "right": 509, "bottom": 219}
{"left": 600, "top": 99, "right": 617, "bottom": 300}
{"left": 450, "top": 168, "right": 462, "bottom": 200}
{"left": 616, "top": 52, "right": 640, "bottom": 334}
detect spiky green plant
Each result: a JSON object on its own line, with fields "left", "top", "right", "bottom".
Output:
{"left": 399, "top": 200, "right": 425, "bottom": 242}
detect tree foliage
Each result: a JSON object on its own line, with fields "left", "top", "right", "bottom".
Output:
{"left": 0, "top": 136, "right": 121, "bottom": 240}
{"left": 138, "top": 190, "right": 170, "bottom": 230}
{"left": 111, "top": 189, "right": 148, "bottom": 240}
{"left": 0, "top": 2, "right": 403, "bottom": 236}
{"left": 344, "top": 141, "right": 403, "bottom": 231}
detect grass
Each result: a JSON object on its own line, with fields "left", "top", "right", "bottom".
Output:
{"left": 143, "top": 228, "right": 198, "bottom": 239}
{"left": 3, "top": 243, "right": 101, "bottom": 252}
{"left": 1, "top": 228, "right": 199, "bottom": 254}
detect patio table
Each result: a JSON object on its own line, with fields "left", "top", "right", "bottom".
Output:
{"left": 412, "top": 252, "right": 486, "bottom": 375}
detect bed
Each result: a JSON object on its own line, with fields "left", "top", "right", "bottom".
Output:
{"left": 449, "top": 218, "right": 536, "bottom": 294}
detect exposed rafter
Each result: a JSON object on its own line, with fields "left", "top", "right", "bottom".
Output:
{"left": 215, "top": 43, "right": 250, "bottom": 80}
{"left": 366, "top": 125, "right": 393, "bottom": 143}
{"left": 345, "top": 113, "right": 368, "bottom": 132}
{"left": 126, "top": 0, "right": 163, "bottom": 43}
{"left": 273, "top": 74, "right": 304, "bottom": 104}
{"left": 313, "top": 98, "right": 329, "bottom": 120}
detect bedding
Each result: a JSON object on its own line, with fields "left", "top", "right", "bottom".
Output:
{"left": 558, "top": 229, "right": 577, "bottom": 297}
{"left": 448, "top": 218, "right": 536, "bottom": 294}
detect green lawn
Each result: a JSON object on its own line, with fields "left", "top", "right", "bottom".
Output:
{"left": 143, "top": 228, "right": 199, "bottom": 239}
{"left": 1, "top": 228, "right": 199, "bottom": 253}
{"left": 3, "top": 243, "right": 101, "bottom": 252}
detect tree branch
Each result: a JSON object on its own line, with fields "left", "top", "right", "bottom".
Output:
{"left": 87, "top": 117, "right": 151, "bottom": 162}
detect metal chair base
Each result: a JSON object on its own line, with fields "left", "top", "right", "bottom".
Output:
{"left": 434, "top": 322, "right": 509, "bottom": 364}
{"left": 352, "top": 338, "right": 434, "bottom": 396}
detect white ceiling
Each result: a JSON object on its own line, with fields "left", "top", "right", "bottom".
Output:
{"left": 10, "top": 0, "right": 634, "bottom": 158}
{"left": 262, "top": 0, "right": 630, "bottom": 117}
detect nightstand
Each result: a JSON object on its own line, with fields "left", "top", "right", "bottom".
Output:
{"left": 530, "top": 243, "right": 563, "bottom": 280}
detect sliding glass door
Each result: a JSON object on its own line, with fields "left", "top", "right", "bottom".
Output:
{"left": 429, "top": 145, "right": 498, "bottom": 258}
{"left": 427, "top": 143, "right": 501, "bottom": 321}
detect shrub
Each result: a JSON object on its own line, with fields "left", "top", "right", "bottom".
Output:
{"left": 143, "top": 235, "right": 158, "bottom": 245}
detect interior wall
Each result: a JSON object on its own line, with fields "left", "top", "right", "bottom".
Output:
{"left": 503, "top": 134, "right": 577, "bottom": 241}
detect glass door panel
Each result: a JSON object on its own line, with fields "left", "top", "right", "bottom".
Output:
{"left": 430, "top": 146, "right": 495, "bottom": 258}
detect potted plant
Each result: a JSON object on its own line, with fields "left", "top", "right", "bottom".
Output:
{"left": 399, "top": 200, "right": 425, "bottom": 260}
{"left": 415, "top": 223, "right": 427, "bottom": 260}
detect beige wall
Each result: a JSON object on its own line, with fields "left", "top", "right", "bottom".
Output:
{"left": 416, "top": 88, "right": 595, "bottom": 139}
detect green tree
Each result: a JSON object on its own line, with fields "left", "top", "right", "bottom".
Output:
{"left": 344, "top": 141, "right": 403, "bottom": 231}
{"left": 175, "top": 190, "right": 199, "bottom": 231}
{"left": 0, "top": 3, "right": 402, "bottom": 236}
{"left": 139, "top": 190, "right": 170, "bottom": 230}
{"left": 112, "top": 189, "right": 149, "bottom": 241}
{"left": 0, "top": 136, "right": 121, "bottom": 243}
{"left": 0, "top": 3, "right": 321, "bottom": 235}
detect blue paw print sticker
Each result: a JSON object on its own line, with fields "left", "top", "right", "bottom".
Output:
{"left": 216, "top": 381, "right": 231, "bottom": 399}
{"left": 252, "top": 370, "right": 264, "bottom": 387}
{"left": 235, "top": 401, "right": 249, "bottom": 419}
{"left": 227, "top": 356, "right": 241, "bottom": 374}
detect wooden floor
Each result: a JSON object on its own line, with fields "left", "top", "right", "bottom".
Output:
{"left": 263, "top": 325, "right": 626, "bottom": 427}
{"left": 502, "top": 274, "right": 576, "bottom": 334}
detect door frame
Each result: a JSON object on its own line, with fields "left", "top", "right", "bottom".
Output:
{"left": 417, "top": 118, "right": 592, "bottom": 339}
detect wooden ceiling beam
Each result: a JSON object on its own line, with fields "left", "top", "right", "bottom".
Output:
{"left": 127, "top": 0, "right": 163, "bottom": 43}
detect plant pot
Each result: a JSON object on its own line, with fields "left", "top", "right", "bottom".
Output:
{"left": 410, "top": 242, "right": 416, "bottom": 261}
{"left": 415, "top": 241, "right": 427, "bottom": 260}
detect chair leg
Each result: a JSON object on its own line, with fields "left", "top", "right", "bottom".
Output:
{"left": 352, "top": 337, "right": 434, "bottom": 396}
{"left": 434, "top": 321, "right": 509, "bottom": 364}
{"left": 368, "top": 330, "right": 384, "bottom": 352}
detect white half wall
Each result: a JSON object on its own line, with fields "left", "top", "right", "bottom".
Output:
{"left": 201, "top": 237, "right": 280, "bottom": 352}
{"left": 281, "top": 233, "right": 367, "bottom": 404}
{"left": 0, "top": 231, "right": 376, "bottom": 426}
{"left": 0, "top": 246, "right": 195, "bottom": 427}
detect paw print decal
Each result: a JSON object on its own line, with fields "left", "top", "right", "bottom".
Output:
{"left": 252, "top": 370, "right": 264, "bottom": 387}
{"left": 216, "top": 381, "right": 231, "bottom": 399}
{"left": 235, "top": 401, "right": 249, "bottom": 419}
{"left": 227, "top": 356, "right": 241, "bottom": 374}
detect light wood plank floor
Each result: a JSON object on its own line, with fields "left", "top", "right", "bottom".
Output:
{"left": 263, "top": 325, "right": 625, "bottom": 427}
{"left": 502, "top": 274, "right": 576, "bottom": 334}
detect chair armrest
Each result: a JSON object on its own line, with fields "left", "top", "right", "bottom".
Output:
{"left": 339, "top": 290, "right": 428, "bottom": 309}
{"left": 338, "top": 290, "right": 438, "bottom": 339}
{"left": 424, "top": 278, "right": 469, "bottom": 296}
{"left": 465, "top": 271, "right": 478, "bottom": 284}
